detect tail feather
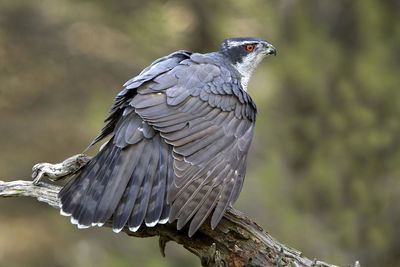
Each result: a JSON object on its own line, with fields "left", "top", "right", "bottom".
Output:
{"left": 145, "top": 136, "right": 169, "bottom": 226}
{"left": 158, "top": 147, "right": 173, "bottom": 224}
{"left": 59, "top": 143, "right": 120, "bottom": 224}
{"left": 92, "top": 141, "right": 143, "bottom": 224}
{"left": 59, "top": 132, "right": 173, "bottom": 232}
{"left": 128, "top": 137, "right": 160, "bottom": 230}
{"left": 112, "top": 140, "right": 148, "bottom": 231}
{"left": 59, "top": 146, "right": 110, "bottom": 215}
{"left": 74, "top": 145, "right": 121, "bottom": 226}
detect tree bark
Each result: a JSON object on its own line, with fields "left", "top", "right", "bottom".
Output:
{"left": 0, "top": 179, "right": 361, "bottom": 267}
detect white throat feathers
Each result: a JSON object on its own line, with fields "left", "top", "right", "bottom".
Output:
{"left": 234, "top": 53, "right": 266, "bottom": 91}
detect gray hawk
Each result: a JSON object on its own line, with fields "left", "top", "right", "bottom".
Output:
{"left": 59, "top": 37, "right": 276, "bottom": 237}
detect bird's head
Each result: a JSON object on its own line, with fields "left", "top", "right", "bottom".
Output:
{"left": 220, "top": 37, "right": 276, "bottom": 91}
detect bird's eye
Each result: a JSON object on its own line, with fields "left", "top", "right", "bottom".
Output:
{"left": 245, "top": 44, "right": 254, "bottom": 51}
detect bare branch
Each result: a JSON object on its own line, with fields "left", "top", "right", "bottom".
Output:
{"left": 0, "top": 178, "right": 359, "bottom": 267}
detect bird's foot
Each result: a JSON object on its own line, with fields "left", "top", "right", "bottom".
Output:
{"left": 32, "top": 154, "right": 91, "bottom": 185}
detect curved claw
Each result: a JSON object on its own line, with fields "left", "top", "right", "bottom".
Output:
{"left": 31, "top": 154, "right": 91, "bottom": 185}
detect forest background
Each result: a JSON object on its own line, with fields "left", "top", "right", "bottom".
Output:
{"left": 0, "top": 0, "right": 399, "bottom": 266}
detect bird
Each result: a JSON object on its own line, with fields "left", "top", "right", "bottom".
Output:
{"left": 58, "top": 37, "right": 276, "bottom": 237}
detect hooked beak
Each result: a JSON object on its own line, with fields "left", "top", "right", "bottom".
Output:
{"left": 259, "top": 43, "right": 277, "bottom": 56}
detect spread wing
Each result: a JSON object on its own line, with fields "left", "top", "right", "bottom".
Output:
{"left": 131, "top": 54, "right": 256, "bottom": 236}
{"left": 59, "top": 51, "right": 256, "bottom": 237}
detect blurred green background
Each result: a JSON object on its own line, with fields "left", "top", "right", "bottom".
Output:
{"left": 0, "top": 0, "right": 399, "bottom": 266}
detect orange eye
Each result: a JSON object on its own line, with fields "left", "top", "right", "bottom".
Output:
{"left": 246, "top": 44, "right": 254, "bottom": 51}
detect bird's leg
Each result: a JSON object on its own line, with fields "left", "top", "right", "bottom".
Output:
{"left": 32, "top": 154, "right": 91, "bottom": 185}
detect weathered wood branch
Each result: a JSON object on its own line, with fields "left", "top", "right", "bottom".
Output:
{"left": 0, "top": 180, "right": 361, "bottom": 267}
{"left": 0, "top": 156, "right": 360, "bottom": 267}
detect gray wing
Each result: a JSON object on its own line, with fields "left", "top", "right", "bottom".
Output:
{"left": 131, "top": 54, "right": 256, "bottom": 236}
{"left": 59, "top": 50, "right": 190, "bottom": 232}
{"left": 86, "top": 50, "right": 192, "bottom": 149}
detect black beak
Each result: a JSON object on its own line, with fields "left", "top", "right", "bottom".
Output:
{"left": 259, "top": 43, "right": 277, "bottom": 56}
{"left": 265, "top": 44, "right": 277, "bottom": 56}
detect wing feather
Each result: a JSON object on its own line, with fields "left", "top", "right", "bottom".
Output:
{"left": 188, "top": 184, "right": 224, "bottom": 237}
{"left": 211, "top": 170, "right": 238, "bottom": 229}
{"left": 176, "top": 164, "right": 230, "bottom": 229}
{"left": 130, "top": 57, "right": 256, "bottom": 234}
